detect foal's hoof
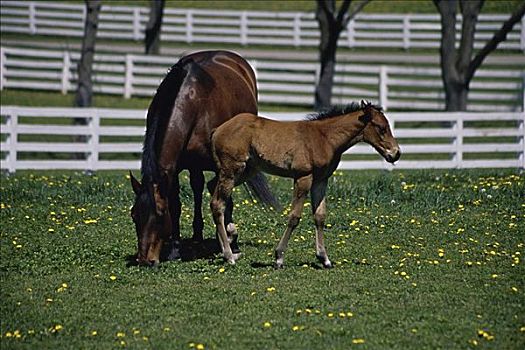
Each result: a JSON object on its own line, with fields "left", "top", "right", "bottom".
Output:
{"left": 273, "top": 262, "right": 284, "bottom": 269}
{"left": 316, "top": 255, "right": 333, "bottom": 269}
{"left": 323, "top": 261, "right": 334, "bottom": 269}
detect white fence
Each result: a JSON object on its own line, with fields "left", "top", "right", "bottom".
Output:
{"left": 1, "top": 46, "right": 523, "bottom": 112}
{"left": 1, "top": 1, "right": 523, "bottom": 51}
{"left": 1, "top": 106, "right": 523, "bottom": 172}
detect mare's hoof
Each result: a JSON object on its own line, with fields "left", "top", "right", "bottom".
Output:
{"left": 230, "top": 241, "right": 241, "bottom": 254}
{"left": 166, "top": 240, "right": 181, "bottom": 260}
{"left": 192, "top": 233, "right": 204, "bottom": 242}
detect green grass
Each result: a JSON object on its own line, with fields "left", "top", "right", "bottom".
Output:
{"left": 1, "top": 169, "right": 524, "bottom": 349}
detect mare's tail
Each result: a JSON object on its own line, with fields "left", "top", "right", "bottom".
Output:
{"left": 245, "top": 172, "right": 282, "bottom": 211}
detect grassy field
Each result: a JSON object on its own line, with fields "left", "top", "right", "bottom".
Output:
{"left": 1, "top": 169, "right": 523, "bottom": 349}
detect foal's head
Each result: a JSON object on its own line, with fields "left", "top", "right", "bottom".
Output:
{"left": 360, "top": 101, "right": 401, "bottom": 163}
{"left": 129, "top": 173, "right": 172, "bottom": 266}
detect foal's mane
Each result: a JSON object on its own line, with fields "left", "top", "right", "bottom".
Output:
{"left": 306, "top": 102, "right": 383, "bottom": 121}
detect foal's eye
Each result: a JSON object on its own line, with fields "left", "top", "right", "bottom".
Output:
{"left": 375, "top": 125, "right": 386, "bottom": 134}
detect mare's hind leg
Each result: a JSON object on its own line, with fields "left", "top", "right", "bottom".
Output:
{"left": 166, "top": 174, "right": 182, "bottom": 260}
{"left": 274, "top": 175, "right": 312, "bottom": 269}
{"left": 211, "top": 171, "right": 241, "bottom": 264}
{"left": 189, "top": 169, "right": 205, "bottom": 242}
{"left": 311, "top": 178, "right": 332, "bottom": 269}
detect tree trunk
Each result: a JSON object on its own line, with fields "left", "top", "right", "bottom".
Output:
{"left": 74, "top": 0, "right": 100, "bottom": 162}
{"left": 145, "top": 0, "right": 165, "bottom": 55}
{"left": 434, "top": 0, "right": 523, "bottom": 111}
{"left": 315, "top": 0, "right": 370, "bottom": 110}
{"left": 75, "top": 0, "right": 101, "bottom": 108}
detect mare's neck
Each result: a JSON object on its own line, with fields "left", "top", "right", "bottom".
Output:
{"left": 317, "top": 111, "right": 367, "bottom": 153}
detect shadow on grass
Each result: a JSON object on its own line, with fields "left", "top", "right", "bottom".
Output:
{"left": 126, "top": 238, "right": 223, "bottom": 267}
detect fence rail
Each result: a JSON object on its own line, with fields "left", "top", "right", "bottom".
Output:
{"left": 1, "top": 1, "right": 523, "bottom": 51}
{"left": 1, "top": 106, "right": 523, "bottom": 172}
{"left": 1, "top": 46, "right": 523, "bottom": 112}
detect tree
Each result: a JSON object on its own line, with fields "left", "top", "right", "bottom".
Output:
{"left": 434, "top": 0, "right": 525, "bottom": 111}
{"left": 75, "top": 0, "right": 101, "bottom": 107}
{"left": 145, "top": 0, "right": 165, "bottom": 55}
{"left": 315, "top": 0, "right": 370, "bottom": 110}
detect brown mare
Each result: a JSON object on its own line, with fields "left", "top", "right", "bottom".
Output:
{"left": 130, "top": 50, "right": 279, "bottom": 266}
{"left": 211, "top": 101, "right": 400, "bottom": 268}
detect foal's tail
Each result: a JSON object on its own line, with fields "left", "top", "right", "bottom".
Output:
{"left": 245, "top": 172, "right": 282, "bottom": 211}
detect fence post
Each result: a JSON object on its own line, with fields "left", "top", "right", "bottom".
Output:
{"left": 521, "top": 16, "right": 525, "bottom": 52}
{"left": 28, "top": 2, "right": 36, "bottom": 34}
{"left": 186, "top": 10, "right": 193, "bottom": 43}
{"left": 87, "top": 111, "right": 100, "bottom": 172}
{"left": 61, "top": 51, "right": 71, "bottom": 95}
{"left": 0, "top": 47, "right": 5, "bottom": 91}
{"left": 379, "top": 66, "right": 388, "bottom": 110}
{"left": 240, "top": 11, "right": 248, "bottom": 45}
{"left": 403, "top": 15, "right": 410, "bottom": 50}
{"left": 124, "top": 55, "right": 133, "bottom": 99}
{"left": 6, "top": 111, "right": 18, "bottom": 173}
{"left": 293, "top": 13, "right": 301, "bottom": 47}
{"left": 453, "top": 115, "right": 464, "bottom": 168}
{"left": 518, "top": 115, "right": 525, "bottom": 169}
{"left": 133, "top": 7, "right": 141, "bottom": 41}
{"left": 347, "top": 19, "right": 355, "bottom": 48}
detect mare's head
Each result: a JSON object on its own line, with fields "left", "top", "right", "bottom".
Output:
{"left": 129, "top": 172, "right": 172, "bottom": 266}
{"left": 360, "top": 101, "right": 401, "bottom": 163}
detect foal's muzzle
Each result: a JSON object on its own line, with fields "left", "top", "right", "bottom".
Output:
{"left": 385, "top": 148, "right": 401, "bottom": 163}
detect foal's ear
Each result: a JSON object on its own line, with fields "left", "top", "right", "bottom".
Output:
{"left": 129, "top": 171, "right": 142, "bottom": 195}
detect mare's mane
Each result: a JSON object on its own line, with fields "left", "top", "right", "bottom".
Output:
{"left": 306, "top": 102, "right": 383, "bottom": 121}
{"left": 140, "top": 55, "right": 216, "bottom": 185}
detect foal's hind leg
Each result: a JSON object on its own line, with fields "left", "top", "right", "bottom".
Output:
{"left": 208, "top": 176, "right": 239, "bottom": 253}
{"left": 274, "top": 175, "right": 312, "bottom": 269}
{"left": 189, "top": 169, "right": 205, "bottom": 242}
{"left": 311, "top": 179, "right": 332, "bottom": 268}
{"left": 210, "top": 172, "right": 239, "bottom": 264}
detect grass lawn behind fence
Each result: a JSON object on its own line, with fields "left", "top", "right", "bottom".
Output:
{"left": 1, "top": 169, "right": 523, "bottom": 349}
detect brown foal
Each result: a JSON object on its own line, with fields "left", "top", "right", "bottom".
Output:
{"left": 210, "top": 101, "right": 400, "bottom": 268}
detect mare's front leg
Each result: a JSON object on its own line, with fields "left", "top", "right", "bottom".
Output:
{"left": 311, "top": 178, "right": 332, "bottom": 268}
{"left": 166, "top": 174, "right": 182, "bottom": 260}
{"left": 210, "top": 172, "right": 239, "bottom": 264}
{"left": 189, "top": 169, "right": 205, "bottom": 242}
{"left": 274, "top": 175, "right": 312, "bottom": 269}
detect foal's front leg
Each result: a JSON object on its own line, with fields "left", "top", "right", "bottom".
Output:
{"left": 311, "top": 179, "right": 332, "bottom": 268}
{"left": 274, "top": 175, "right": 312, "bottom": 269}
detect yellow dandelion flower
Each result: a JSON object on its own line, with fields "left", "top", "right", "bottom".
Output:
{"left": 91, "top": 331, "right": 98, "bottom": 336}
{"left": 110, "top": 275, "right": 117, "bottom": 281}
{"left": 263, "top": 322, "right": 271, "bottom": 328}
{"left": 116, "top": 332, "right": 125, "bottom": 338}
{"left": 266, "top": 287, "right": 276, "bottom": 292}
{"left": 292, "top": 325, "right": 301, "bottom": 331}
{"left": 218, "top": 267, "right": 225, "bottom": 273}
{"left": 352, "top": 338, "right": 365, "bottom": 344}
{"left": 196, "top": 344, "right": 205, "bottom": 350}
